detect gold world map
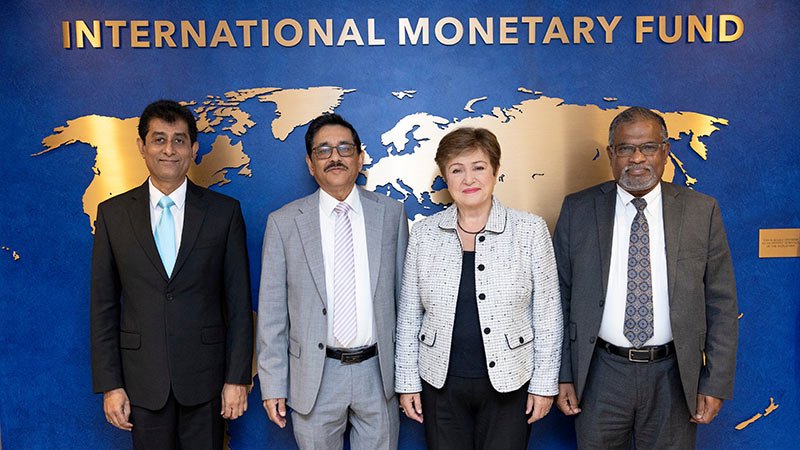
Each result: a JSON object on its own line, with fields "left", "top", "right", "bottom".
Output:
{"left": 35, "top": 86, "right": 727, "bottom": 232}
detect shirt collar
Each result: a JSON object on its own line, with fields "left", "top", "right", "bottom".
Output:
{"left": 319, "top": 186, "right": 362, "bottom": 217}
{"left": 438, "top": 196, "right": 507, "bottom": 233}
{"left": 616, "top": 182, "right": 662, "bottom": 210}
{"left": 148, "top": 177, "right": 188, "bottom": 210}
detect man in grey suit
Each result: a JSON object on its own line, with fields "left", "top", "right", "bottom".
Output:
{"left": 554, "top": 106, "right": 738, "bottom": 449}
{"left": 257, "top": 113, "right": 408, "bottom": 449}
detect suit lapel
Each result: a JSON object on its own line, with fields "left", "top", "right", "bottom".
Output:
{"left": 661, "top": 182, "right": 684, "bottom": 304}
{"left": 596, "top": 182, "right": 616, "bottom": 298}
{"left": 171, "top": 181, "right": 207, "bottom": 281}
{"left": 295, "top": 191, "right": 327, "bottom": 306}
{"left": 361, "top": 189, "right": 385, "bottom": 299}
{"left": 128, "top": 182, "right": 170, "bottom": 282}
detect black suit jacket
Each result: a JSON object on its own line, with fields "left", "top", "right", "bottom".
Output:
{"left": 554, "top": 181, "right": 738, "bottom": 415}
{"left": 91, "top": 180, "right": 253, "bottom": 410}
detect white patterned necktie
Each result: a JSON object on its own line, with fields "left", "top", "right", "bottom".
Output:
{"left": 624, "top": 197, "right": 654, "bottom": 348}
{"left": 154, "top": 196, "right": 177, "bottom": 276}
{"left": 333, "top": 202, "right": 357, "bottom": 347}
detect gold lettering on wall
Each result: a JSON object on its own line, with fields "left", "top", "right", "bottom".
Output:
{"left": 58, "top": 15, "right": 743, "bottom": 49}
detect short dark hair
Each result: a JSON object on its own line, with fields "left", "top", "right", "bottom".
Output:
{"left": 304, "top": 113, "right": 362, "bottom": 157}
{"left": 435, "top": 127, "right": 501, "bottom": 175}
{"left": 608, "top": 106, "right": 668, "bottom": 146}
{"left": 138, "top": 100, "right": 198, "bottom": 144}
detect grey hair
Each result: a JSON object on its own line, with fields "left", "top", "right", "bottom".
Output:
{"left": 608, "top": 106, "right": 668, "bottom": 146}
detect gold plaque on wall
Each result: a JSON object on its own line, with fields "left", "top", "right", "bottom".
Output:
{"left": 759, "top": 229, "right": 800, "bottom": 258}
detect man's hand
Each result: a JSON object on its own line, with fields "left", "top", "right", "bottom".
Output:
{"left": 399, "top": 393, "right": 424, "bottom": 423}
{"left": 263, "top": 398, "right": 287, "bottom": 428}
{"left": 556, "top": 383, "right": 582, "bottom": 416}
{"left": 103, "top": 388, "right": 133, "bottom": 431}
{"left": 691, "top": 394, "right": 724, "bottom": 424}
{"left": 526, "top": 394, "right": 553, "bottom": 424}
{"left": 221, "top": 383, "right": 248, "bottom": 420}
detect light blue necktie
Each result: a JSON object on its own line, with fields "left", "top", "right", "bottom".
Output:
{"left": 154, "top": 196, "right": 177, "bottom": 276}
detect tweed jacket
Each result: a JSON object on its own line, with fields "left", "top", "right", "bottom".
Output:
{"left": 395, "top": 197, "right": 562, "bottom": 395}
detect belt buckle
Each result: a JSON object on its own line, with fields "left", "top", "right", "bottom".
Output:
{"left": 628, "top": 348, "right": 651, "bottom": 363}
{"left": 340, "top": 351, "right": 360, "bottom": 365}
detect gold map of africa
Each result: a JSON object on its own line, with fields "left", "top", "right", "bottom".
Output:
{"left": 36, "top": 85, "right": 726, "bottom": 232}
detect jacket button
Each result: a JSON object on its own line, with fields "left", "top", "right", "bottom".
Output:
{"left": 420, "top": 334, "right": 426, "bottom": 341}
{"left": 322, "top": 308, "right": 327, "bottom": 315}
{"left": 589, "top": 337, "right": 595, "bottom": 344}
{"left": 489, "top": 361, "right": 495, "bottom": 368}
{"left": 478, "top": 293, "right": 486, "bottom": 300}
{"left": 477, "top": 264, "right": 485, "bottom": 271}
{"left": 519, "top": 337, "right": 525, "bottom": 344}
{"left": 483, "top": 327, "right": 490, "bottom": 334}
{"left": 478, "top": 236, "right": 485, "bottom": 242}
{"left": 318, "top": 343, "right": 324, "bottom": 350}
{"left": 166, "top": 294, "right": 174, "bottom": 301}
{"left": 599, "top": 300, "right": 605, "bottom": 307}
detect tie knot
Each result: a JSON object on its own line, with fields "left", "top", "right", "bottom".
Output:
{"left": 631, "top": 197, "right": 647, "bottom": 212}
{"left": 334, "top": 202, "right": 351, "bottom": 216}
{"left": 158, "top": 196, "right": 175, "bottom": 210}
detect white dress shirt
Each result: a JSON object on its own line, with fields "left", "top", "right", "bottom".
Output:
{"left": 148, "top": 178, "right": 187, "bottom": 251}
{"left": 599, "top": 184, "right": 673, "bottom": 347}
{"left": 319, "top": 187, "right": 374, "bottom": 348}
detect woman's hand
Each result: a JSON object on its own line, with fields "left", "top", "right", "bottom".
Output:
{"left": 399, "top": 393, "right": 424, "bottom": 423}
{"left": 526, "top": 394, "right": 553, "bottom": 423}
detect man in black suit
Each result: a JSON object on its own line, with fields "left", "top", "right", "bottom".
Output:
{"left": 90, "top": 100, "right": 253, "bottom": 450}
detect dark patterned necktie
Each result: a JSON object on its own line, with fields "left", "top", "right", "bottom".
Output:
{"left": 624, "top": 197, "right": 653, "bottom": 348}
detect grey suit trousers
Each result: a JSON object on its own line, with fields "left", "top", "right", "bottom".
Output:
{"left": 575, "top": 347, "right": 696, "bottom": 449}
{"left": 291, "top": 356, "right": 399, "bottom": 450}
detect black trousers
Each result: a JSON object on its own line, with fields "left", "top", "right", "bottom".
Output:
{"left": 421, "top": 376, "right": 531, "bottom": 450}
{"left": 129, "top": 390, "right": 223, "bottom": 450}
{"left": 575, "top": 346, "right": 696, "bottom": 449}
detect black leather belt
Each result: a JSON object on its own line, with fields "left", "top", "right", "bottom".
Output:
{"left": 597, "top": 338, "right": 675, "bottom": 363}
{"left": 326, "top": 344, "right": 378, "bottom": 364}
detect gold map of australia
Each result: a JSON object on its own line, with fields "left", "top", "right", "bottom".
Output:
{"left": 35, "top": 86, "right": 727, "bottom": 232}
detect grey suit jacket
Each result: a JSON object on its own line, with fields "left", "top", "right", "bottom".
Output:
{"left": 257, "top": 187, "right": 408, "bottom": 414}
{"left": 554, "top": 181, "right": 738, "bottom": 415}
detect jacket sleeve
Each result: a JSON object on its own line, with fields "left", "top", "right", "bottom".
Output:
{"left": 697, "top": 199, "right": 738, "bottom": 399}
{"left": 257, "top": 214, "right": 290, "bottom": 399}
{"left": 394, "top": 224, "right": 424, "bottom": 393}
{"left": 528, "top": 216, "right": 563, "bottom": 396}
{"left": 90, "top": 204, "right": 124, "bottom": 393}
{"left": 553, "top": 197, "right": 574, "bottom": 384}
{"left": 222, "top": 201, "right": 254, "bottom": 385}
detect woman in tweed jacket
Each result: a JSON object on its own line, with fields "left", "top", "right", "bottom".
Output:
{"left": 395, "top": 127, "right": 563, "bottom": 449}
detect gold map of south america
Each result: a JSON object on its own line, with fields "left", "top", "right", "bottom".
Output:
{"left": 37, "top": 85, "right": 726, "bottom": 232}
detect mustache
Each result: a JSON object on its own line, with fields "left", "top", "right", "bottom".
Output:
{"left": 324, "top": 161, "right": 348, "bottom": 172}
{"left": 624, "top": 164, "right": 652, "bottom": 173}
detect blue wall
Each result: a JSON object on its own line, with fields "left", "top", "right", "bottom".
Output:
{"left": 1, "top": 1, "right": 798, "bottom": 448}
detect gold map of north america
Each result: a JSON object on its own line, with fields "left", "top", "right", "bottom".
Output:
{"left": 36, "top": 86, "right": 727, "bottom": 231}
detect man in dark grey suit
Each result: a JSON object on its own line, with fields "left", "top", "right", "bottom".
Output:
{"left": 91, "top": 100, "right": 253, "bottom": 450}
{"left": 257, "top": 113, "right": 408, "bottom": 449}
{"left": 554, "top": 106, "right": 738, "bottom": 448}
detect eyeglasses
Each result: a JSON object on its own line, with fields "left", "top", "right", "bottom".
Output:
{"left": 312, "top": 143, "right": 357, "bottom": 159}
{"left": 611, "top": 142, "right": 665, "bottom": 157}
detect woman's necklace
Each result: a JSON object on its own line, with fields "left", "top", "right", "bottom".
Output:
{"left": 457, "top": 220, "right": 486, "bottom": 235}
